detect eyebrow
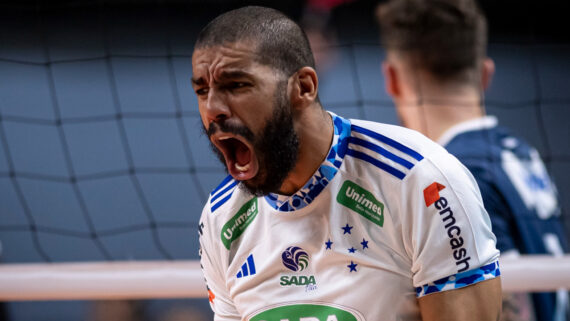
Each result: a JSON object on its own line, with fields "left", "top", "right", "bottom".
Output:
{"left": 191, "top": 70, "right": 253, "bottom": 86}
{"left": 218, "top": 70, "right": 252, "bottom": 81}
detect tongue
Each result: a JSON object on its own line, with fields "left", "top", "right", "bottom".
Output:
{"left": 234, "top": 140, "right": 251, "bottom": 167}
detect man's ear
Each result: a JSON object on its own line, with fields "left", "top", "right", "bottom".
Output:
{"left": 481, "top": 58, "right": 495, "bottom": 90}
{"left": 382, "top": 61, "right": 401, "bottom": 98}
{"left": 290, "top": 66, "right": 318, "bottom": 109}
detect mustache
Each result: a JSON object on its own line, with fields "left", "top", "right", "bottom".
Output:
{"left": 204, "top": 120, "right": 255, "bottom": 142}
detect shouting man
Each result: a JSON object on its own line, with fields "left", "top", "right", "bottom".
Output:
{"left": 193, "top": 6, "right": 501, "bottom": 321}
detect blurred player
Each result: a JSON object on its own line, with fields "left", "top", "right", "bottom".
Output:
{"left": 193, "top": 5, "right": 501, "bottom": 320}
{"left": 377, "top": 0, "right": 569, "bottom": 320}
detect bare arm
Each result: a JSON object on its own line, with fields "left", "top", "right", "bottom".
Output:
{"left": 418, "top": 277, "right": 502, "bottom": 321}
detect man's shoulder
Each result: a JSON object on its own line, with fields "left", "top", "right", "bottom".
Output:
{"left": 202, "top": 175, "right": 256, "bottom": 221}
{"left": 349, "top": 118, "right": 447, "bottom": 157}
{"left": 200, "top": 175, "right": 261, "bottom": 249}
{"left": 445, "top": 125, "right": 502, "bottom": 154}
{"left": 445, "top": 125, "right": 539, "bottom": 172}
{"left": 345, "top": 118, "right": 449, "bottom": 181}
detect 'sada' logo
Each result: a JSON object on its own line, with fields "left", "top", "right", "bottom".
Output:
{"left": 280, "top": 275, "right": 316, "bottom": 286}
{"left": 282, "top": 246, "right": 309, "bottom": 272}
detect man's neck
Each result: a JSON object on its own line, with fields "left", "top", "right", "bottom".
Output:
{"left": 399, "top": 85, "right": 485, "bottom": 142}
{"left": 277, "top": 108, "right": 334, "bottom": 195}
{"left": 422, "top": 101, "right": 484, "bottom": 143}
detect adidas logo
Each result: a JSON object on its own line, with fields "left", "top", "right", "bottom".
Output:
{"left": 236, "top": 254, "right": 256, "bottom": 278}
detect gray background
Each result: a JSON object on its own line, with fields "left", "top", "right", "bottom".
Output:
{"left": 1, "top": 0, "right": 569, "bottom": 320}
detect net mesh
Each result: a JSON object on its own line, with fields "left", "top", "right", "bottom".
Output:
{"left": 0, "top": 0, "right": 569, "bottom": 266}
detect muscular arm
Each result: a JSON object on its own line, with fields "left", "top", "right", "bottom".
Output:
{"left": 418, "top": 277, "right": 502, "bottom": 321}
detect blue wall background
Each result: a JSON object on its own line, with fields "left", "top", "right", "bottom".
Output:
{"left": 0, "top": 1, "right": 569, "bottom": 320}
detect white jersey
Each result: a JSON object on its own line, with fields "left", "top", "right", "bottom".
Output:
{"left": 198, "top": 112, "right": 500, "bottom": 321}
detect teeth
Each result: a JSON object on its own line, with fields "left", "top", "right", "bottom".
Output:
{"left": 235, "top": 163, "right": 250, "bottom": 172}
{"left": 218, "top": 136, "right": 231, "bottom": 140}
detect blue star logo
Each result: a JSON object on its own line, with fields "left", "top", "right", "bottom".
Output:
{"left": 347, "top": 261, "right": 358, "bottom": 272}
{"left": 361, "top": 238, "right": 369, "bottom": 250}
{"left": 341, "top": 224, "right": 353, "bottom": 234}
{"left": 348, "top": 247, "right": 356, "bottom": 253}
{"left": 325, "top": 239, "right": 333, "bottom": 250}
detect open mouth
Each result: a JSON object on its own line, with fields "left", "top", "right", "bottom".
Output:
{"left": 214, "top": 135, "right": 259, "bottom": 181}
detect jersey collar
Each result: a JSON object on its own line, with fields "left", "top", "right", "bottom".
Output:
{"left": 437, "top": 115, "right": 498, "bottom": 147}
{"left": 264, "top": 112, "right": 351, "bottom": 212}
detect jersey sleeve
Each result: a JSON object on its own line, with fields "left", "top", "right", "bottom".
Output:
{"left": 198, "top": 206, "right": 241, "bottom": 321}
{"left": 399, "top": 151, "right": 500, "bottom": 297}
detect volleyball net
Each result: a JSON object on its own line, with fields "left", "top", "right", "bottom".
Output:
{"left": 0, "top": 0, "right": 569, "bottom": 313}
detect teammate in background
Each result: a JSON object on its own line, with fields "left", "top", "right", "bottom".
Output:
{"left": 376, "top": 0, "right": 569, "bottom": 320}
{"left": 193, "top": 6, "right": 501, "bottom": 321}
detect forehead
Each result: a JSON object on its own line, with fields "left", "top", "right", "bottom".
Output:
{"left": 192, "top": 42, "right": 264, "bottom": 78}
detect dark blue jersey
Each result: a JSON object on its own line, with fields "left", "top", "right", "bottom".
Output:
{"left": 441, "top": 116, "right": 568, "bottom": 321}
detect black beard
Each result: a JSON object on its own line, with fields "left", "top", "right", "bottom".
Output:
{"left": 203, "top": 80, "right": 299, "bottom": 196}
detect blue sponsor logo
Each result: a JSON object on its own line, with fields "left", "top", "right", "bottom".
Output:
{"left": 282, "top": 246, "right": 309, "bottom": 272}
{"left": 236, "top": 254, "right": 256, "bottom": 278}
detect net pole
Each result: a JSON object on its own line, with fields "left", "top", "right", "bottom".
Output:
{"left": 0, "top": 260, "right": 204, "bottom": 301}
{"left": 0, "top": 255, "right": 569, "bottom": 301}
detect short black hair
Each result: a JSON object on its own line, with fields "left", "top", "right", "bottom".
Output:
{"left": 378, "top": 0, "right": 487, "bottom": 83}
{"left": 195, "top": 6, "right": 316, "bottom": 78}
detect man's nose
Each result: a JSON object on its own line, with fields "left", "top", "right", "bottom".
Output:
{"left": 205, "top": 90, "right": 231, "bottom": 123}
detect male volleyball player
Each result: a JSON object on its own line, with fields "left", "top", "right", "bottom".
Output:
{"left": 193, "top": 6, "right": 501, "bottom": 321}
{"left": 377, "top": 0, "right": 569, "bottom": 321}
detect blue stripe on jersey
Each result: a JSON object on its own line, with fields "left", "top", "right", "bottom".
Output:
{"left": 348, "top": 136, "right": 415, "bottom": 170}
{"left": 211, "top": 179, "right": 238, "bottom": 203}
{"left": 346, "top": 148, "right": 406, "bottom": 180}
{"left": 210, "top": 175, "right": 238, "bottom": 213}
{"left": 415, "top": 261, "right": 501, "bottom": 297}
{"left": 211, "top": 192, "right": 232, "bottom": 213}
{"left": 351, "top": 125, "right": 424, "bottom": 161}
{"left": 211, "top": 175, "right": 233, "bottom": 196}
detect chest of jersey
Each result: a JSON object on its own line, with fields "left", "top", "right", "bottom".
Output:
{"left": 223, "top": 178, "right": 421, "bottom": 321}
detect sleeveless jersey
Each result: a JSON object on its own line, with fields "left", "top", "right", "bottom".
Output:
{"left": 440, "top": 116, "right": 568, "bottom": 321}
{"left": 199, "top": 113, "right": 500, "bottom": 321}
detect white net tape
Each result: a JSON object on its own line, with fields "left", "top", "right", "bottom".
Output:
{"left": 0, "top": 255, "right": 569, "bottom": 301}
